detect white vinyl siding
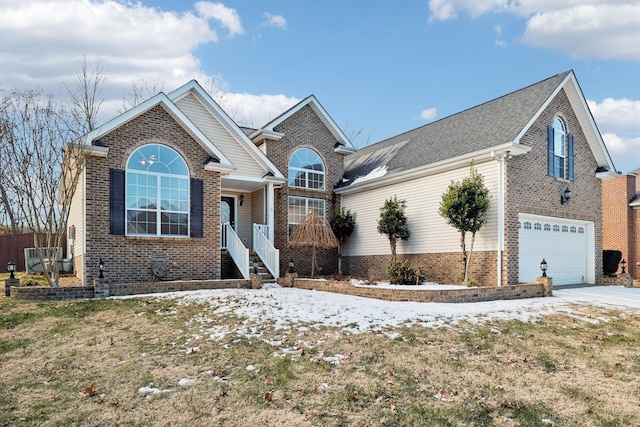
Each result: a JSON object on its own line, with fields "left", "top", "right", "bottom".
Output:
{"left": 67, "top": 169, "right": 86, "bottom": 268}
{"left": 341, "top": 161, "right": 499, "bottom": 257}
{"left": 251, "top": 188, "right": 265, "bottom": 225}
{"left": 175, "top": 94, "right": 265, "bottom": 179}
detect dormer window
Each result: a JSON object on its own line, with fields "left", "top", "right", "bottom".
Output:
{"left": 547, "top": 116, "right": 574, "bottom": 181}
{"left": 288, "top": 148, "right": 325, "bottom": 190}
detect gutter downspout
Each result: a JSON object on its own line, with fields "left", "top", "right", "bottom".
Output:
{"left": 491, "top": 151, "right": 507, "bottom": 287}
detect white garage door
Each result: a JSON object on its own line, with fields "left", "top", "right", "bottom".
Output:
{"left": 518, "top": 214, "right": 594, "bottom": 286}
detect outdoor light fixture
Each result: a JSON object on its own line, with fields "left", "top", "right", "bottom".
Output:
{"left": 621, "top": 259, "right": 627, "bottom": 274}
{"left": 289, "top": 258, "right": 295, "bottom": 274}
{"left": 99, "top": 258, "right": 105, "bottom": 279}
{"left": 7, "top": 258, "right": 16, "bottom": 279}
{"left": 240, "top": 195, "right": 244, "bottom": 206}
{"left": 540, "top": 258, "right": 548, "bottom": 277}
{"left": 253, "top": 259, "right": 258, "bottom": 274}
{"left": 560, "top": 187, "right": 572, "bottom": 205}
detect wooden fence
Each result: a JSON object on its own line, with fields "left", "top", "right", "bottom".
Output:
{"left": 0, "top": 233, "right": 66, "bottom": 273}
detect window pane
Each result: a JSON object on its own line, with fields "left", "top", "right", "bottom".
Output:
{"left": 127, "top": 210, "right": 156, "bottom": 234}
{"left": 161, "top": 212, "right": 188, "bottom": 236}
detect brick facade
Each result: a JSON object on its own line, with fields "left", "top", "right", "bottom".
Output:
{"left": 602, "top": 173, "right": 638, "bottom": 278}
{"left": 505, "top": 89, "right": 604, "bottom": 285}
{"left": 261, "top": 105, "right": 344, "bottom": 277}
{"left": 83, "top": 105, "right": 221, "bottom": 284}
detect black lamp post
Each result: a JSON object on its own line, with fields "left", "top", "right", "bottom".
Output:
{"left": 621, "top": 259, "right": 627, "bottom": 274}
{"left": 7, "top": 258, "right": 16, "bottom": 279}
{"left": 540, "top": 258, "right": 548, "bottom": 278}
{"left": 98, "top": 258, "right": 105, "bottom": 279}
{"left": 289, "top": 258, "right": 295, "bottom": 274}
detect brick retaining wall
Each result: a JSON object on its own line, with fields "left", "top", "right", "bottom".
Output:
{"left": 291, "top": 278, "right": 547, "bottom": 303}
{"left": 9, "top": 279, "right": 251, "bottom": 301}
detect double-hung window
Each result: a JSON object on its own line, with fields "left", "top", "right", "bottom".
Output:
{"left": 288, "top": 196, "right": 325, "bottom": 237}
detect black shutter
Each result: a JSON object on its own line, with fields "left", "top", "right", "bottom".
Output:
{"left": 110, "top": 169, "right": 125, "bottom": 235}
{"left": 547, "top": 125, "right": 555, "bottom": 177}
{"left": 190, "top": 178, "right": 203, "bottom": 238}
{"left": 567, "top": 134, "right": 575, "bottom": 181}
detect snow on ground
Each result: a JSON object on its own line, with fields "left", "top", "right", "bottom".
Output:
{"left": 127, "top": 283, "right": 640, "bottom": 335}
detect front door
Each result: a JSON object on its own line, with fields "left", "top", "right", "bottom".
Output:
{"left": 221, "top": 196, "right": 235, "bottom": 229}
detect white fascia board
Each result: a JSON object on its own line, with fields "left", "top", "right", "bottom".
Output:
{"left": 336, "top": 141, "right": 531, "bottom": 195}
{"left": 514, "top": 71, "right": 617, "bottom": 173}
{"left": 249, "top": 129, "right": 285, "bottom": 143}
{"left": 204, "top": 162, "right": 235, "bottom": 174}
{"left": 169, "top": 81, "right": 285, "bottom": 180}
{"left": 84, "top": 145, "right": 109, "bottom": 158}
{"left": 597, "top": 170, "right": 621, "bottom": 180}
{"left": 335, "top": 145, "right": 357, "bottom": 155}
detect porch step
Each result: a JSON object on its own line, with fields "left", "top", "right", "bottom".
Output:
{"left": 250, "top": 253, "right": 276, "bottom": 283}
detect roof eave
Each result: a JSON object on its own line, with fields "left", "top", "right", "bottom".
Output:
{"left": 337, "top": 142, "right": 531, "bottom": 195}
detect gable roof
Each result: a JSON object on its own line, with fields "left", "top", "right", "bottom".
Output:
{"left": 253, "top": 95, "right": 357, "bottom": 154}
{"left": 339, "top": 70, "right": 617, "bottom": 192}
{"left": 167, "top": 80, "right": 285, "bottom": 182}
{"left": 81, "top": 91, "right": 234, "bottom": 173}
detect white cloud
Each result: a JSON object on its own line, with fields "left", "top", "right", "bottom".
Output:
{"left": 0, "top": 1, "right": 296, "bottom": 130}
{"left": 263, "top": 13, "right": 287, "bottom": 29}
{"left": 428, "top": 1, "right": 640, "bottom": 61}
{"left": 195, "top": 1, "right": 244, "bottom": 36}
{"left": 428, "top": 0, "right": 507, "bottom": 21}
{"left": 588, "top": 98, "right": 640, "bottom": 172}
{"left": 522, "top": 4, "right": 640, "bottom": 60}
{"left": 419, "top": 108, "right": 438, "bottom": 121}
{"left": 220, "top": 92, "right": 300, "bottom": 128}
{"left": 588, "top": 98, "right": 640, "bottom": 135}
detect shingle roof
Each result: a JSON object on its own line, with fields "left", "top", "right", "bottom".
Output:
{"left": 342, "top": 71, "right": 572, "bottom": 184}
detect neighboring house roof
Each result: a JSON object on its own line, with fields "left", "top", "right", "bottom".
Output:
{"left": 338, "top": 70, "right": 617, "bottom": 192}
{"left": 252, "top": 95, "right": 357, "bottom": 154}
{"left": 81, "top": 91, "right": 234, "bottom": 174}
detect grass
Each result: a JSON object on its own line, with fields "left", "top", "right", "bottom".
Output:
{"left": 1, "top": 280, "right": 639, "bottom": 426}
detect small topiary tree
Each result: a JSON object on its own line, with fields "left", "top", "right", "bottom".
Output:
{"left": 439, "top": 162, "right": 490, "bottom": 285}
{"left": 330, "top": 207, "right": 356, "bottom": 276}
{"left": 377, "top": 195, "right": 410, "bottom": 259}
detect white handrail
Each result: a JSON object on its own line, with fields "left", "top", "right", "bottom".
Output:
{"left": 253, "top": 223, "right": 279, "bottom": 278}
{"left": 222, "top": 223, "right": 249, "bottom": 279}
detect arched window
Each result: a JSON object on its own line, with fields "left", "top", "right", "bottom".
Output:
{"left": 548, "top": 116, "right": 574, "bottom": 181}
{"left": 126, "top": 144, "right": 190, "bottom": 236}
{"left": 288, "top": 148, "right": 325, "bottom": 190}
{"left": 553, "top": 117, "right": 566, "bottom": 178}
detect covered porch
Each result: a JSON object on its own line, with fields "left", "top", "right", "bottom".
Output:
{"left": 219, "top": 174, "right": 284, "bottom": 280}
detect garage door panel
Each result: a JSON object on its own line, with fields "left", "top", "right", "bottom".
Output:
{"left": 518, "top": 214, "right": 592, "bottom": 286}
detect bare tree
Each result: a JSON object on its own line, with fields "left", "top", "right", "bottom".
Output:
{"left": 64, "top": 54, "right": 106, "bottom": 135}
{"left": 120, "top": 78, "right": 165, "bottom": 112}
{"left": 0, "top": 55, "right": 106, "bottom": 285}
{"left": 0, "top": 89, "right": 86, "bottom": 286}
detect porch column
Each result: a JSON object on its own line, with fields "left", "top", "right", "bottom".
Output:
{"left": 267, "top": 182, "right": 275, "bottom": 244}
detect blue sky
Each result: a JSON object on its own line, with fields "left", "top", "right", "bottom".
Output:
{"left": 2, "top": 1, "right": 640, "bottom": 172}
